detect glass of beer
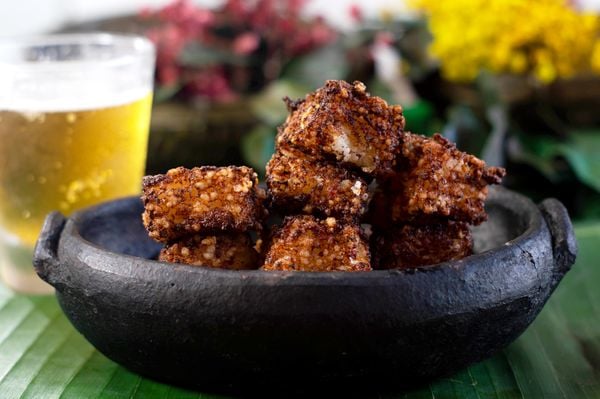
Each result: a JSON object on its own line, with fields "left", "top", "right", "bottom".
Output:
{"left": 0, "top": 34, "right": 155, "bottom": 293}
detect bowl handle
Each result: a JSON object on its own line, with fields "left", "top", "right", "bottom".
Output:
{"left": 538, "top": 198, "right": 577, "bottom": 279}
{"left": 33, "top": 211, "right": 66, "bottom": 287}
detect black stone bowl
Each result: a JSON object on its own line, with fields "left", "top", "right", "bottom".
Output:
{"left": 33, "top": 187, "right": 576, "bottom": 394}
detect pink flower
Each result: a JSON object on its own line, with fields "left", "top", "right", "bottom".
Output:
{"left": 288, "top": 0, "right": 307, "bottom": 15}
{"left": 187, "top": 68, "right": 237, "bottom": 102}
{"left": 375, "top": 31, "right": 395, "bottom": 46}
{"left": 159, "top": 65, "right": 180, "bottom": 86}
{"left": 310, "top": 22, "right": 336, "bottom": 46}
{"left": 146, "top": 26, "right": 180, "bottom": 65}
{"left": 276, "top": 17, "right": 296, "bottom": 36}
{"left": 151, "top": 0, "right": 213, "bottom": 39}
{"left": 349, "top": 4, "right": 363, "bottom": 23}
{"left": 232, "top": 32, "right": 260, "bottom": 55}
{"left": 224, "top": 0, "right": 249, "bottom": 21}
{"left": 250, "top": 0, "right": 276, "bottom": 30}
{"left": 140, "top": 0, "right": 339, "bottom": 101}
{"left": 139, "top": 6, "right": 153, "bottom": 19}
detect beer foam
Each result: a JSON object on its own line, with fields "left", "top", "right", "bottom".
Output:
{"left": 0, "top": 34, "right": 155, "bottom": 113}
{"left": 0, "top": 87, "right": 151, "bottom": 113}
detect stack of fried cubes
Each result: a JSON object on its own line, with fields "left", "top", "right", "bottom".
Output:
{"left": 367, "top": 133, "right": 505, "bottom": 269}
{"left": 262, "top": 80, "right": 504, "bottom": 271}
{"left": 141, "top": 80, "right": 505, "bottom": 272}
{"left": 142, "top": 166, "right": 266, "bottom": 270}
{"left": 262, "top": 80, "right": 405, "bottom": 271}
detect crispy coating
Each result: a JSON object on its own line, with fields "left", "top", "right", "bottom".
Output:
{"left": 369, "top": 133, "right": 505, "bottom": 227}
{"left": 261, "top": 215, "right": 371, "bottom": 272}
{"left": 159, "top": 233, "right": 259, "bottom": 270}
{"left": 276, "top": 80, "right": 405, "bottom": 177}
{"left": 372, "top": 222, "right": 473, "bottom": 269}
{"left": 266, "top": 146, "right": 369, "bottom": 221}
{"left": 142, "top": 166, "right": 266, "bottom": 243}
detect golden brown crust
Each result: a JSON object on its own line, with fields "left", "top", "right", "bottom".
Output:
{"left": 142, "top": 166, "right": 266, "bottom": 243}
{"left": 372, "top": 221, "right": 473, "bottom": 269}
{"left": 261, "top": 215, "right": 371, "bottom": 272}
{"left": 266, "top": 146, "right": 369, "bottom": 222}
{"left": 142, "top": 81, "right": 506, "bottom": 273}
{"left": 276, "top": 80, "right": 405, "bottom": 177}
{"left": 159, "top": 233, "right": 259, "bottom": 270}
{"left": 368, "top": 133, "right": 505, "bottom": 227}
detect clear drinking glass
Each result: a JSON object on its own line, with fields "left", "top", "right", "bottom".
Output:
{"left": 0, "top": 34, "right": 155, "bottom": 293}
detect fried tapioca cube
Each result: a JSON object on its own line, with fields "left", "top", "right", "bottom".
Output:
{"left": 276, "top": 80, "right": 404, "bottom": 177}
{"left": 261, "top": 215, "right": 371, "bottom": 272}
{"left": 142, "top": 166, "right": 266, "bottom": 242}
{"left": 159, "top": 233, "right": 259, "bottom": 270}
{"left": 372, "top": 222, "right": 473, "bottom": 270}
{"left": 266, "top": 147, "right": 369, "bottom": 221}
{"left": 369, "top": 133, "right": 505, "bottom": 227}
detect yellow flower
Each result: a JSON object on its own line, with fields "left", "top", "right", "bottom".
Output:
{"left": 510, "top": 52, "right": 528, "bottom": 74}
{"left": 412, "top": 0, "right": 600, "bottom": 84}
{"left": 592, "top": 42, "right": 600, "bottom": 73}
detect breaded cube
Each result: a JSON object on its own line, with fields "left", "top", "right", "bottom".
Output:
{"left": 142, "top": 166, "right": 266, "bottom": 242}
{"left": 266, "top": 147, "right": 369, "bottom": 221}
{"left": 369, "top": 133, "right": 505, "bottom": 226}
{"left": 372, "top": 222, "right": 473, "bottom": 269}
{"left": 159, "top": 233, "right": 259, "bottom": 270}
{"left": 261, "top": 215, "right": 371, "bottom": 272}
{"left": 276, "top": 80, "right": 405, "bottom": 177}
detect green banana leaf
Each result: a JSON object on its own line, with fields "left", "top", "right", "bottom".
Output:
{"left": 0, "top": 222, "right": 598, "bottom": 398}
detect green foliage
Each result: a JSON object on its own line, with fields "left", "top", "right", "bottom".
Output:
{"left": 153, "top": 83, "right": 183, "bottom": 103}
{"left": 511, "top": 129, "right": 600, "bottom": 193}
{"left": 178, "top": 43, "right": 249, "bottom": 67}
{"left": 578, "top": 191, "right": 600, "bottom": 220}
{"left": 241, "top": 80, "right": 307, "bottom": 175}
{"left": 402, "top": 100, "right": 436, "bottom": 136}
{"left": 559, "top": 130, "right": 600, "bottom": 193}
{"left": 510, "top": 133, "right": 569, "bottom": 184}
{"left": 368, "top": 78, "right": 438, "bottom": 136}
{"left": 443, "top": 105, "right": 489, "bottom": 156}
{"left": 0, "top": 223, "right": 598, "bottom": 397}
{"left": 280, "top": 42, "right": 350, "bottom": 91}
{"left": 240, "top": 125, "right": 275, "bottom": 177}
{"left": 249, "top": 80, "right": 307, "bottom": 126}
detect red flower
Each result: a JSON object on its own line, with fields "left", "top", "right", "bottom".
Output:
{"left": 349, "top": 4, "right": 363, "bottom": 23}
{"left": 187, "top": 67, "right": 237, "bottom": 102}
{"left": 141, "top": 0, "right": 338, "bottom": 102}
{"left": 232, "top": 32, "right": 260, "bottom": 55}
{"left": 159, "top": 65, "right": 180, "bottom": 86}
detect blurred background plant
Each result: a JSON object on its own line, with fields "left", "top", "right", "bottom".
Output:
{"left": 415, "top": 0, "right": 600, "bottom": 84}
{"left": 52, "top": 0, "right": 600, "bottom": 221}
{"left": 141, "top": 0, "right": 338, "bottom": 103}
